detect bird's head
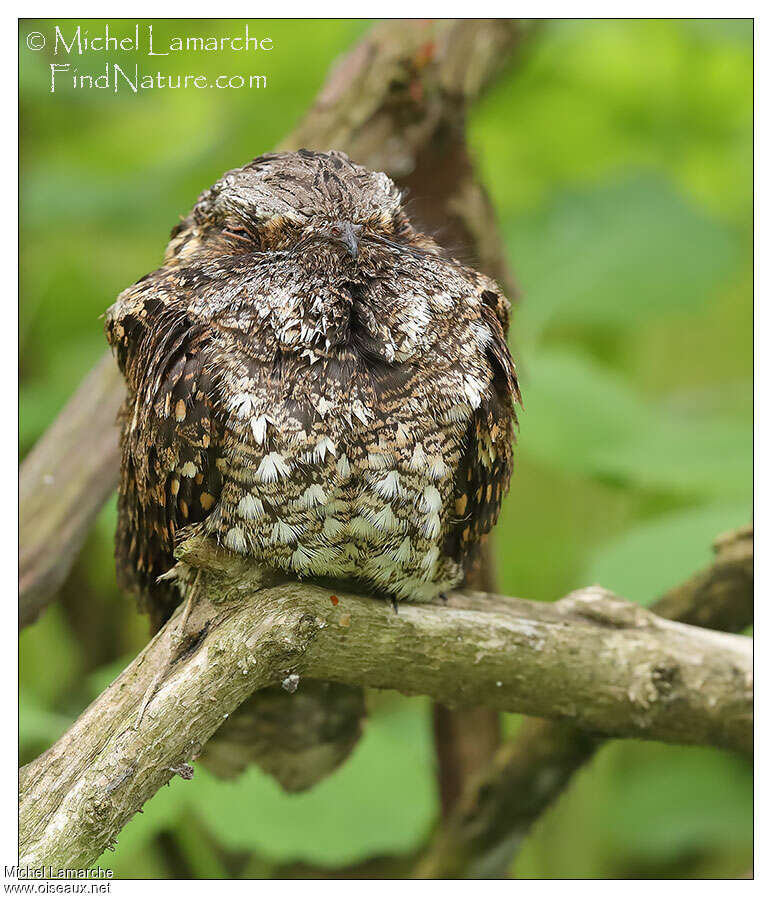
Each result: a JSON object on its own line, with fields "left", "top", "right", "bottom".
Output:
{"left": 139, "top": 149, "right": 492, "bottom": 368}
{"left": 164, "top": 149, "right": 428, "bottom": 272}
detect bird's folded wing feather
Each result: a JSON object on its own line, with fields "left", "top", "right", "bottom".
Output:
{"left": 446, "top": 287, "right": 520, "bottom": 567}
{"left": 106, "top": 279, "right": 222, "bottom": 627}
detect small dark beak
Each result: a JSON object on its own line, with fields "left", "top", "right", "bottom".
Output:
{"left": 336, "top": 221, "right": 362, "bottom": 260}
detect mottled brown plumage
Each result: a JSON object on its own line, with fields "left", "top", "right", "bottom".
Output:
{"left": 106, "top": 150, "right": 519, "bottom": 628}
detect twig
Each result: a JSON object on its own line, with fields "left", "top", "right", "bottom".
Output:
{"left": 414, "top": 524, "right": 754, "bottom": 878}
{"left": 19, "top": 541, "right": 751, "bottom": 868}
{"left": 652, "top": 524, "right": 753, "bottom": 630}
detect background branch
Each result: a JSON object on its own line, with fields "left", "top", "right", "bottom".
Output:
{"left": 19, "top": 537, "right": 751, "bottom": 869}
{"left": 19, "top": 353, "right": 124, "bottom": 628}
{"left": 414, "top": 524, "right": 754, "bottom": 878}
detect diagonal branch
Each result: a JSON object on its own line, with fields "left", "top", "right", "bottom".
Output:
{"left": 19, "top": 353, "right": 124, "bottom": 628}
{"left": 19, "top": 537, "right": 751, "bottom": 869}
{"left": 414, "top": 524, "right": 754, "bottom": 878}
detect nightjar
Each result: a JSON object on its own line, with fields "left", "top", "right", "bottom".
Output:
{"left": 106, "top": 149, "right": 519, "bottom": 630}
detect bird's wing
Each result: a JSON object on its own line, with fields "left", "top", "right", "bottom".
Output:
{"left": 106, "top": 279, "right": 222, "bottom": 628}
{"left": 445, "top": 288, "right": 519, "bottom": 569}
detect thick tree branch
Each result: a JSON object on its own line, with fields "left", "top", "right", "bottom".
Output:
{"left": 414, "top": 524, "right": 754, "bottom": 879}
{"left": 19, "top": 541, "right": 751, "bottom": 868}
{"left": 19, "top": 17, "right": 529, "bottom": 628}
{"left": 19, "top": 353, "right": 124, "bottom": 627}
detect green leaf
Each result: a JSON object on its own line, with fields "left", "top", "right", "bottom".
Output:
{"left": 594, "top": 409, "right": 751, "bottom": 499}
{"left": 19, "top": 605, "right": 83, "bottom": 705}
{"left": 507, "top": 175, "right": 740, "bottom": 338}
{"left": 520, "top": 349, "right": 751, "bottom": 499}
{"left": 601, "top": 744, "right": 753, "bottom": 860}
{"left": 495, "top": 454, "right": 637, "bottom": 603}
{"left": 472, "top": 19, "right": 752, "bottom": 220}
{"left": 514, "top": 740, "right": 752, "bottom": 877}
{"left": 584, "top": 501, "right": 750, "bottom": 604}
{"left": 187, "top": 695, "right": 437, "bottom": 866}
{"left": 19, "top": 689, "right": 72, "bottom": 753}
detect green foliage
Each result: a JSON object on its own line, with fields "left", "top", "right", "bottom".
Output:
{"left": 94, "top": 695, "right": 436, "bottom": 875}
{"left": 182, "top": 696, "right": 435, "bottom": 866}
{"left": 513, "top": 742, "right": 752, "bottom": 878}
{"left": 19, "top": 689, "right": 72, "bottom": 757}
{"left": 585, "top": 501, "right": 751, "bottom": 605}
{"left": 20, "top": 18, "right": 751, "bottom": 877}
{"left": 506, "top": 175, "right": 741, "bottom": 340}
{"left": 522, "top": 348, "right": 750, "bottom": 498}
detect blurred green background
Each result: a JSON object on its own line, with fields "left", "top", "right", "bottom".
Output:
{"left": 19, "top": 19, "right": 752, "bottom": 878}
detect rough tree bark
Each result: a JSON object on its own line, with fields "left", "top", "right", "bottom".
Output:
{"left": 19, "top": 353, "right": 124, "bottom": 628}
{"left": 19, "top": 532, "right": 752, "bottom": 868}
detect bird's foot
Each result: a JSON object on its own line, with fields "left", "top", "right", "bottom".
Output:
{"left": 391, "top": 597, "right": 400, "bottom": 614}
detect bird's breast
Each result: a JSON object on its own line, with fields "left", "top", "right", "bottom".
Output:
{"left": 206, "top": 367, "right": 471, "bottom": 601}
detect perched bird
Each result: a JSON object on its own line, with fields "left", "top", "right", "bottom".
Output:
{"left": 106, "top": 148, "right": 518, "bottom": 622}
{"left": 105, "top": 150, "right": 519, "bottom": 757}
